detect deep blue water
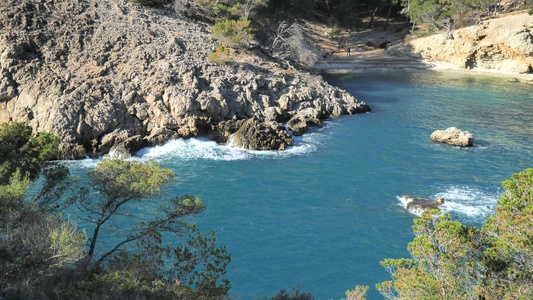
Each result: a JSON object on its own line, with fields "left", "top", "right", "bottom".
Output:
{"left": 65, "top": 70, "right": 533, "bottom": 299}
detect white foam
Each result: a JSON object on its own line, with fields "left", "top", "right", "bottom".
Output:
{"left": 135, "top": 134, "right": 323, "bottom": 162}
{"left": 398, "top": 185, "right": 498, "bottom": 222}
{"left": 61, "top": 157, "right": 101, "bottom": 170}
{"left": 135, "top": 138, "right": 248, "bottom": 161}
{"left": 397, "top": 195, "right": 427, "bottom": 216}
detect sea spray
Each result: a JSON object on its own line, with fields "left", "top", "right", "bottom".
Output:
{"left": 398, "top": 185, "right": 499, "bottom": 224}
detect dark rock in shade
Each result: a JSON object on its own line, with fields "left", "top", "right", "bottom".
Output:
{"left": 403, "top": 195, "right": 445, "bottom": 212}
{"left": 365, "top": 41, "right": 376, "bottom": 48}
{"left": 287, "top": 116, "right": 308, "bottom": 136}
{"left": 0, "top": 0, "right": 370, "bottom": 156}
{"left": 430, "top": 127, "right": 474, "bottom": 147}
{"left": 379, "top": 41, "right": 392, "bottom": 49}
{"left": 230, "top": 118, "right": 294, "bottom": 150}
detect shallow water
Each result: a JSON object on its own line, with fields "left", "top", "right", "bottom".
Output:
{"left": 65, "top": 70, "right": 533, "bottom": 299}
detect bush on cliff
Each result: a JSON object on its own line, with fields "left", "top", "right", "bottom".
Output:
{"left": 212, "top": 17, "right": 254, "bottom": 48}
{"left": 129, "top": 0, "right": 170, "bottom": 7}
{"left": 209, "top": 45, "right": 232, "bottom": 64}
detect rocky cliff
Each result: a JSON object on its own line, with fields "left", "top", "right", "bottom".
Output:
{"left": 0, "top": 0, "right": 370, "bottom": 158}
{"left": 389, "top": 11, "right": 533, "bottom": 74}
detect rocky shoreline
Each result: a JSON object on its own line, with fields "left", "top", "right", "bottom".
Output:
{"left": 0, "top": 0, "right": 370, "bottom": 159}
{"left": 309, "top": 11, "right": 533, "bottom": 83}
{"left": 388, "top": 11, "right": 533, "bottom": 78}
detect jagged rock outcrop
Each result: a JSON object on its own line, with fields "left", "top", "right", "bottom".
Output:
{"left": 431, "top": 127, "right": 474, "bottom": 147}
{"left": 389, "top": 12, "right": 533, "bottom": 74}
{"left": 0, "top": 0, "right": 370, "bottom": 158}
{"left": 229, "top": 118, "right": 293, "bottom": 150}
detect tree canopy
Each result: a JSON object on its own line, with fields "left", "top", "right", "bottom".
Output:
{"left": 377, "top": 169, "right": 533, "bottom": 300}
{"left": 0, "top": 123, "right": 230, "bottom": 299}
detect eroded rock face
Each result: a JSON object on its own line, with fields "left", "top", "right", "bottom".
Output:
{"left": 430, "top": 127, "right": 474, "bottom": 147}
{"left": 230, "top": 118, "right": 293, "bottom": 150}
{"left": 0, "top": 0, "right": 369, "bottom": 158}
{"left": 390, "top": 12, "right": 533, "bottom": 74}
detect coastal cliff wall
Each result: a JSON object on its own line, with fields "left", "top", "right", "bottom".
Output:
{"left": 0, "top": 0, "right": 369, "bottom": 158}
{"left": 390, "top": 12, "right": 533, "bottom": 74}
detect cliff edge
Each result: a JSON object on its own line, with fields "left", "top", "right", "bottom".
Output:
{"left": 0, "top": 0, "right": 370, "bottom": 158}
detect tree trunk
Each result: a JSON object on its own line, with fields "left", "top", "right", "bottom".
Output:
{"left": 385, "top": 1, "right": 393, "bottom": 28}
{"left": 368, "top": 6, "right": 379, "bottom": 28}
{"left": 88, "top": 223, "right": 101, "bottom": 258}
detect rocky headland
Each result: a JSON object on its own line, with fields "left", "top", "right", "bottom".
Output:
{"left": 0, "top": 0, "right": 370, "bottom": 158}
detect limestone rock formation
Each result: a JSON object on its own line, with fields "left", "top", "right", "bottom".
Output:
{"left": 0, "top": 0, "right": 370, "bottom": 158}
{"left": 287, "top": 116, "right": 308, "bottom": 136}
{"left": 403, "top": 195, "right": 445, "bottom": 212}
{"left": 229, "top": 118, "right": 293, "bottom": 150}
{"left": 389, "top": 12, "right": 533, "bottom": 74}
{"left": 430, "top": 127, "right": 474, "bottom": 147}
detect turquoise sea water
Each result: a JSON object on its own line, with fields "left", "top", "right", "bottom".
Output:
{"left": 66, "top": 70, "right": 533, "bottom": 299}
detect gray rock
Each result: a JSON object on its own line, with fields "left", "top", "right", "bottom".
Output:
{"left": 230, "top": 118, "right": 294, "bottom": 150}
{"left": 0, "top": 0, "right": 369, "bottom": 155}
{"left": 287, "top": 116, "right": 308, "bottom": 136}
{"left": 430, "top": 127, "right": 474, "bottom": 147}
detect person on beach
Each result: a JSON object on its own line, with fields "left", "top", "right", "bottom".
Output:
{"left": 347, "top": 46, "right": 350, "bottom": 56}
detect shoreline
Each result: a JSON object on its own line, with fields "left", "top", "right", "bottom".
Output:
{"left": 313, "top": 49, "right": 533, "bottom": 83}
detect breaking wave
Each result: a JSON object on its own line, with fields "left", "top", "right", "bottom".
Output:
{"left": 398, "top": 185, "right": 499, "bottom": 224}
{"left": 135, "top": 124, "right": 333, "bottom": 161}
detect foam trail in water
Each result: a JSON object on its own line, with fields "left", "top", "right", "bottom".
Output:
{"left": 398, "top": 185, "right": 499, "bottom": 223}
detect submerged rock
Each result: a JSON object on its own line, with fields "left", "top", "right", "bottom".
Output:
{"left": 403, "top": 195, "right": 445, "bottom": 212}
{"left": 430, "top": 127, "right": 474, "bottom": 147}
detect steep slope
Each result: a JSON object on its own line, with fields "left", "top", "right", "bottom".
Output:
{"left": 0, "top": 0, "right": 369, "bottom": 158}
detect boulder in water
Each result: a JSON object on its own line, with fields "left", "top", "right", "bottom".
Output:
{"left": 403, "top": 195, "right": 445, "bottom": 212}
{"left": 430, "top": 127, "right": 474, "bottom": 147}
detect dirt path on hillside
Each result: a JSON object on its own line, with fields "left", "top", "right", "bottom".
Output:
{"left": 303, "top": 17, "right": 432, "bottom": 71}
{"left": 306, "top": 14, "right": 533, "bottom": 83}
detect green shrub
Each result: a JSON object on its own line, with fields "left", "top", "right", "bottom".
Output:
{"left": 529, "top": 9, "right": 533, "bottom": 15}
{"left": 128, "top": 0, "right": 169, "bottom": 7}
{"left": 329, "top": 24, "right": 341, "bottom": 39}
{"left": 208, "top": 45, "right": 232, "bottom": 64}
{"left": 212, "top": 17, "right": 254, "bottom": 48}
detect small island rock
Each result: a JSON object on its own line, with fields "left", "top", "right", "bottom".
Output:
{"left": 430, "top": 127, "right": 474, "bottom": 147}
{"left": 403, "top": 195, "right": 445, "bottom": 211}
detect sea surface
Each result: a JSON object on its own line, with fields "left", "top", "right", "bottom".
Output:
{"left": 65, "top": 70, "right": 533, "bottom": 299}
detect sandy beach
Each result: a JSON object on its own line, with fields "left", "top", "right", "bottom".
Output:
{"left": 307, "top": 16, "right": 533, "bottom": 83}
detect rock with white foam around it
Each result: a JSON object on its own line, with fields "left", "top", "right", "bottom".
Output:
{"left": 430, "top": 127, "right": 474, "bottom": 147}
{"left": 403, "top": 195, "right": 445, "bottom": 212}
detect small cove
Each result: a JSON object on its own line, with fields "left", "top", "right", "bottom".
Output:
{"left": 65, "top": 69, "right": 533, "bottom": 299}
